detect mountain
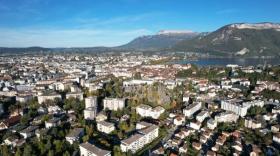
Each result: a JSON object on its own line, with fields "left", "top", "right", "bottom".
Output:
{"left": 118, "top": 30, "right": 200, "bottom": 50}
{"left": 0, "top": 47, "right": 52, "bottom": 54}
{"left": 173, "top": 22, "right": 280, "bottom": 57}
{"left": 0, "top": 47, "right": 51, "bottom": 54}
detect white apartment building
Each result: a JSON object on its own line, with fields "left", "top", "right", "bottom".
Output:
{"left": 221, "top": 99, "right": 264, "bottom": 117}
{"left": 207, "top": 118, "right": 217, "bottom": 130}
{"left": 85, "top": 97, "right": 98, "bottom": 109}
{"left": 84, "top": 107, "right": 97, "bottom": 120}
{"left": 66, "top": 128, "right": 84, "bottom": 144}
{"left": 183, "top": 102, "right": 202, "bottom": 117}
{"left": 196, "top": 111, "right": 209, "bottom": 122}
{"left": 215, "top": 112, "right": 239, "bottom": 123}
{"left": 121, "top": 124, "right": 159, "bottom": 153}
{"left": 189, "top": 121, "right": 202, "bottom": 130}
{"left": 16, "top": 94, "right": 33, "bottom": 103}
{"left": 136, "top": 104, "right": 165, "bottom": 119}
{"left": 66, "top": 92, "right": 84, "bottom": 100}
{"left": 37, "top": 93, "right": 61, "bottom": 104}
{"left": 221, "top": 99, "right": 248, "bottom": 117}
{"left": 136, "top": 121, "right": 153, "bottom": 130}
{"left": 97, "top": 121, "right": 115, "bottom": 134}
{"left": 103, "top": 98, "right": 125, "bottom": 111}
{"left": 79, "top": 142, "right": 111, "bottom": 156}
{"left": 84, "top": 96, "right": 98, "bottom": 120}
{"left": 123, "top": 79, "right": 154, "bottom": 87}
{"left": 244, "top": 118, "right": 262, "bottom": 129}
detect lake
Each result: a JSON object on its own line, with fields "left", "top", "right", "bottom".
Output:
{"left": 170, "top": 58, "right": 280, "bottom": 66}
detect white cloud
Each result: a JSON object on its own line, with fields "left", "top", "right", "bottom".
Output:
{"left": 0, "top": 28, "right": 152, "bottom": 47}
{"left": 71, "top": 12, "right": 164, "bottom": 29}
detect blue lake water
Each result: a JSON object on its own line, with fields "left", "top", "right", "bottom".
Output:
{"left": 170, "top": 58, "right": 280, "bottom": 66}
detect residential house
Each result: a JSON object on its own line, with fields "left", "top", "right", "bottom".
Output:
{"left": 19, "top": 126, "right": 39, "bottom": 139}
{"left": 45, "top": 117, "right": 61, "bottom": 128}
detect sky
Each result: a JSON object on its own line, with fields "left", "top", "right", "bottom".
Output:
{"left": 0, "top": 0, "right": 280, "bottom": 47}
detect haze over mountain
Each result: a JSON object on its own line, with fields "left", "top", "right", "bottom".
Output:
{"left": 173, "top": 22, "right": 280, "bottom": 57}
{"left": 118, "top": 30, "right": 200, "bottom": 50}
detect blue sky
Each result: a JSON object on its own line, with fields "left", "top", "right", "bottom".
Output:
{"left": 0, "top": 0, "right": 279, "bottom": 47}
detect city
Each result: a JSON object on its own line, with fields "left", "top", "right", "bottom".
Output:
{"left": 1, "top": 0, "right": 280, "bottom": 156}
{"left": 0, "top": 53, "right": 279, "bottom": 156}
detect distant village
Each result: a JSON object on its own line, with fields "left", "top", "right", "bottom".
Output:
{"left": 0, "top": 53, "right": 280, "bottom": 156}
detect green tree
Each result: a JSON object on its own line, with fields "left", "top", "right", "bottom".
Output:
{"left": 23, "top": 144, "right": 33, "bottom": 156}
{"left": 54, "top": 140, "right": 63, "bottom": 154}
{"left": 113, "top": 145, "right": 123, "bottom": 156}
{"left": 247, "top": 106, "right": 267, "bottom": 116}
{"left": 0, "top": 145, "right": 11, "bottom": 156}
{"left": 63, "top": 151, "right": 71, "bottom": 156}
{"left": 15, "top": 147, "right": 22, "bottom": 156}
{"left": 48, "top": 150, "right": 55, "bottom": 156}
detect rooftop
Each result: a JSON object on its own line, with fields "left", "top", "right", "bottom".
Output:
{"left": 80, "top": 142, "right": 111, "bottom": 156}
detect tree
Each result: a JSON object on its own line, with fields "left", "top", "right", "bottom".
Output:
{"left": 54, "top": 140, "right": 63, "bottom": 154}
{"left": 15, "top": 147, "right": 22, "bottom": 156}
{"left": 38, "top": 140, "right": 47, "bottom": 155}
{"left": 119, "top": 121, "right": 129, "bottom": 131}
{"left": 113, "top": 145, "right": 123, "bottom": 156}
{"left": 0, "top": 145, "right": 11, "bottom": 156}
{"left": 48, "top": 150, "right": 55, "bottom": 156}
{"left": 23, "top": 144, "right": 33, "bottom": 156}
{"left": 82, "top": 135, "right": 89, "bottom": 142}
{"left": 20, "top": 115, "right": 29, "bottom": 126}
{"left": 63, "top": 151, "right": 71, "bottom": 156}
{"left": 247, "top": 106, "right": 267, "bottom": 116}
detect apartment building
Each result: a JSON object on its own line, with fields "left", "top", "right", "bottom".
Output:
{"left": 207, "top": 118, "right": 217, "bottom": 130}
{"left": 85, "top": 96, "right": 98, "bottom": 108}
{"left": 183, "top": 102, "right": 202, "bottom": 117}
{"left": 79, "top": 142, "right": 111, "bottom": 156}
{"left": 221, "top": 99, "right": 264, "bottom": 117}
{"left": 103, "top": 98, "right": 125, "bottom": 111}
{"left": 215, "top": 112, "right": 239, "bottom": 123}
{"left": 66, "top": 92, "right": 84, "bottom": 100}
{"left": 97, "top": 121, "right": 115, "bottom": 134}
{"left": 84, "top": 96, "right": 98, "bottom": 120}
{"left": 84, "top": 107, "right": 97, "bottom": 120}
{"left": 244, "top": 118, "right": 262, "bottom": 129}
{"left": 136, "top": 104, "right": 165, "bottom": 119}
{"left": 37, "top": 92, "right": 61, "bottom": 104}
{"left": 120, "top": 124, "right": 159, "bottom": 153}
{"left": 66, "top": 128, "right": 84, "bottom": 144}
{"left": 196, "top": 111, "right": 209, "bottom": 122}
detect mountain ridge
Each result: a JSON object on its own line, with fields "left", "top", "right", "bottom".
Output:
{"left": 173, "top": 22, "right": 280, "bottom": 57}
